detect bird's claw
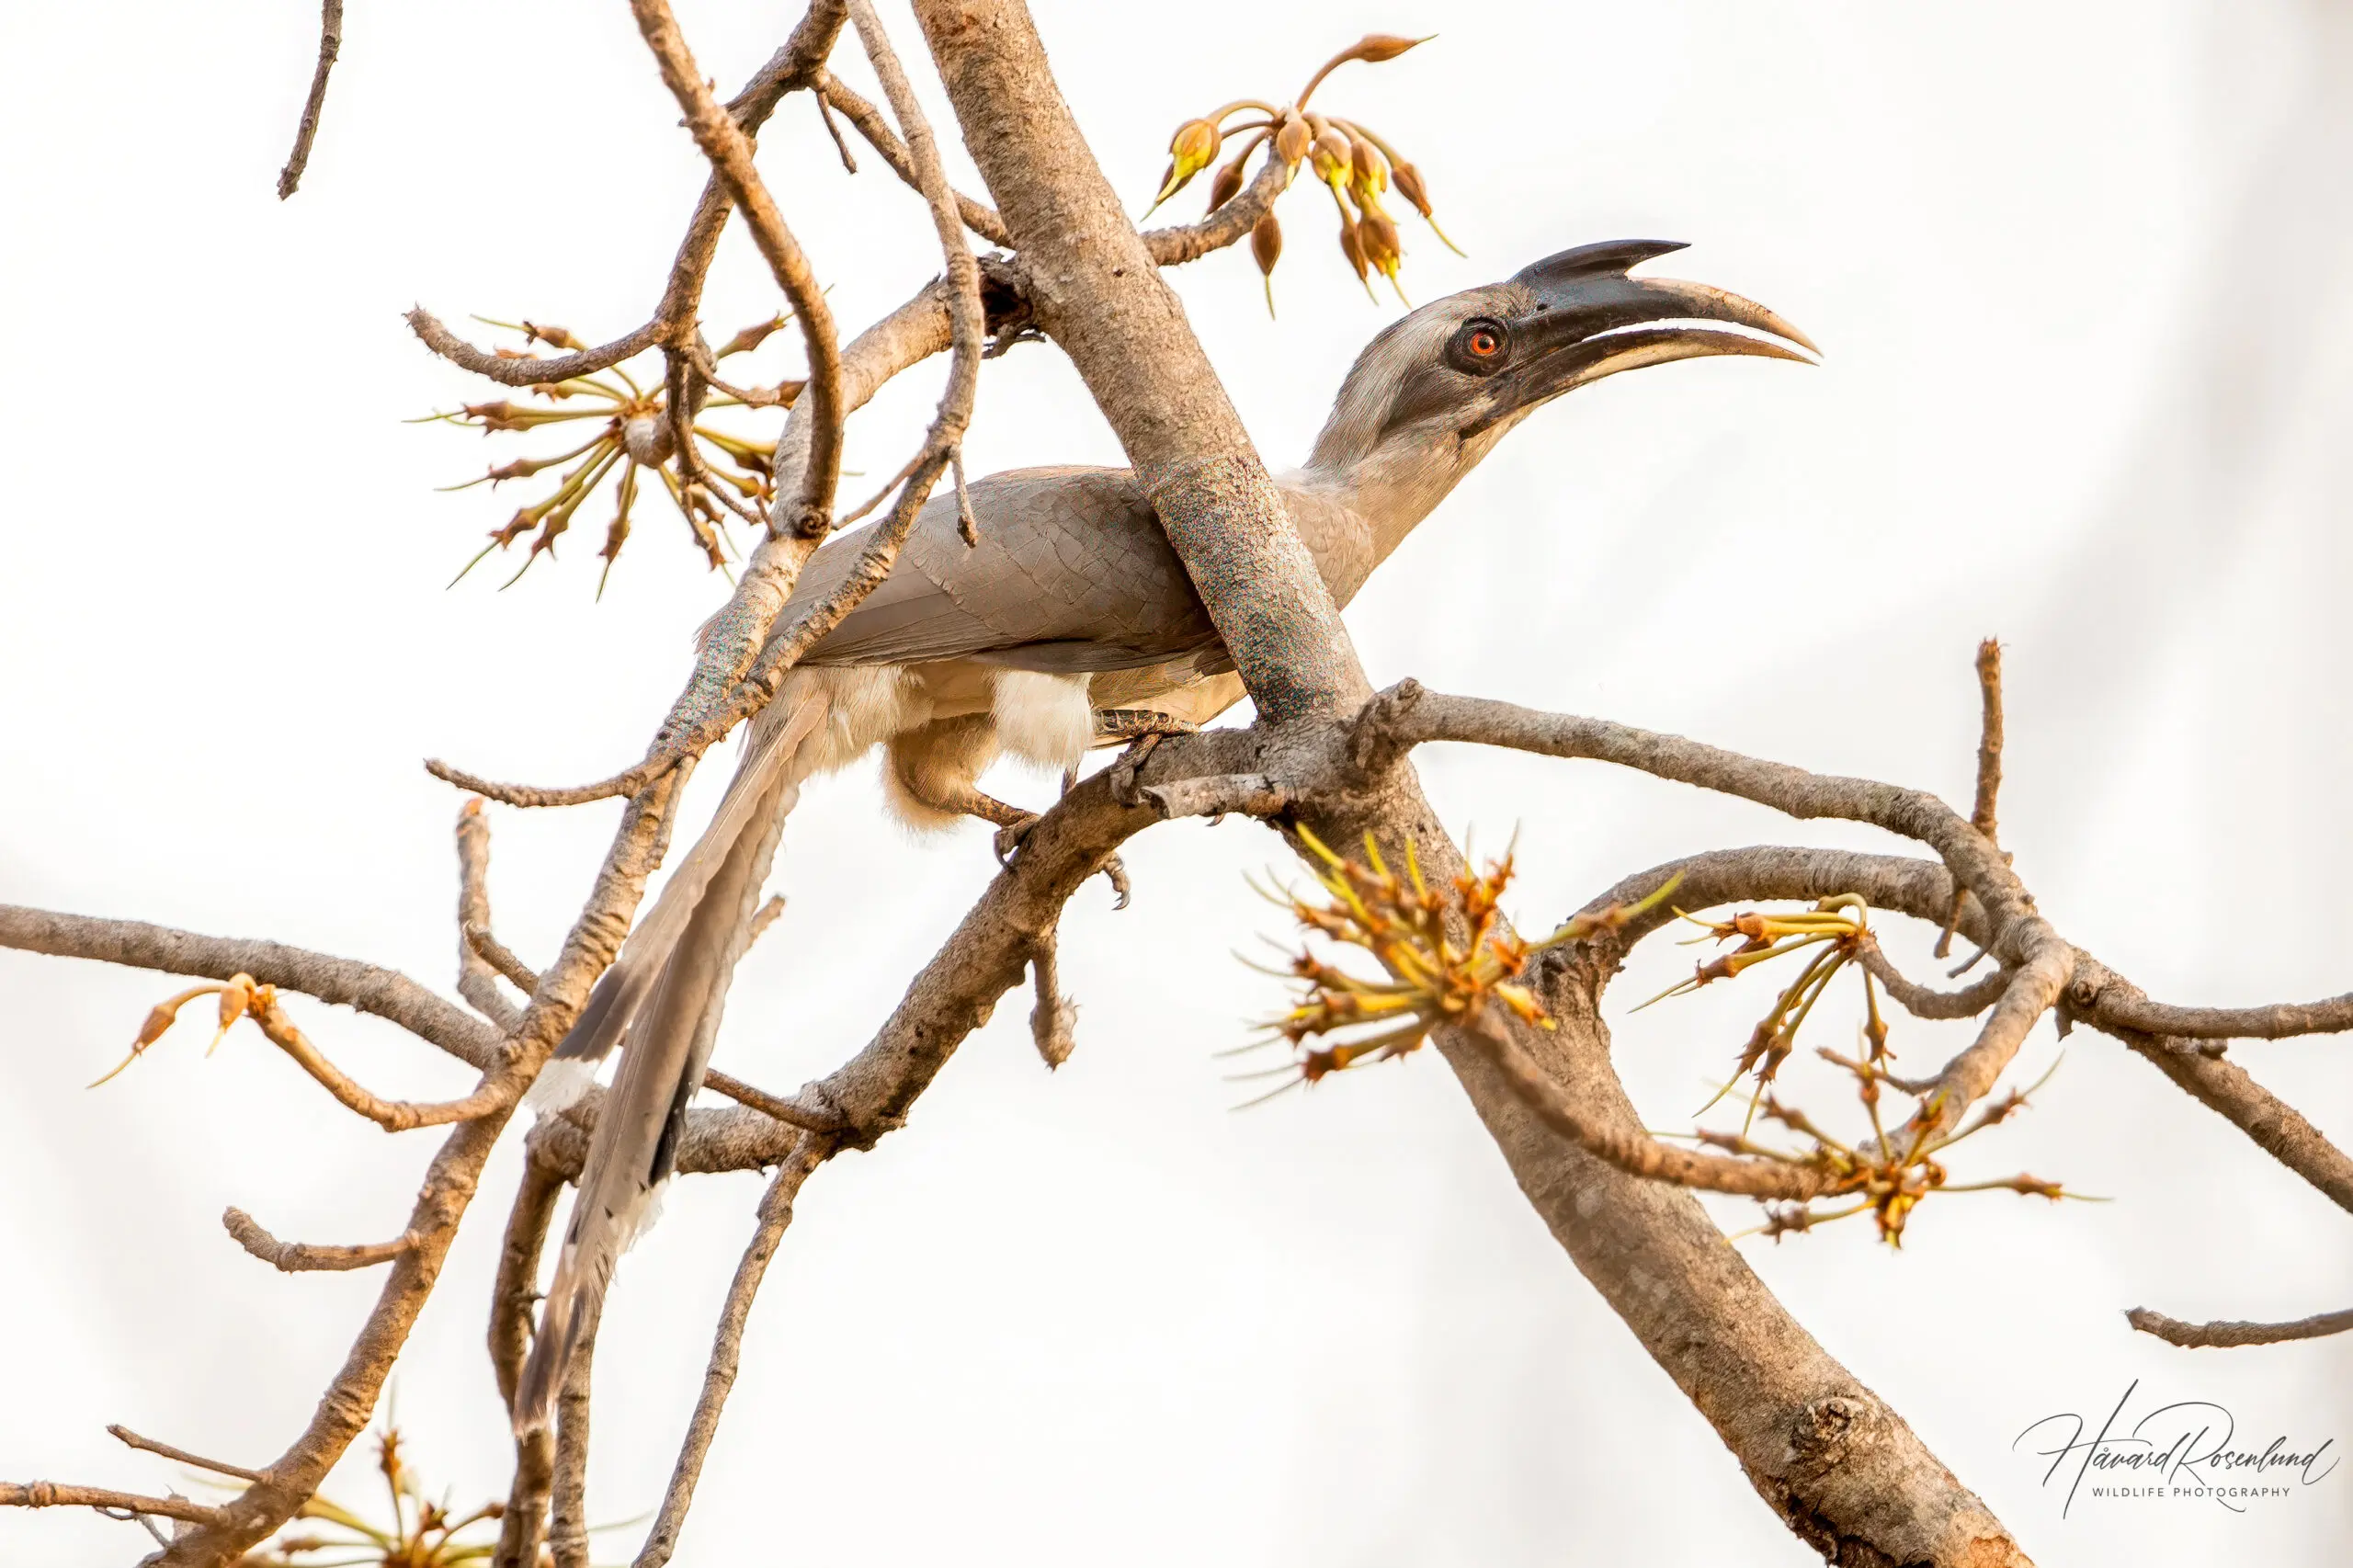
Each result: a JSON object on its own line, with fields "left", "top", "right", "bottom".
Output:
{"left": 993, "top": 813, "right": 1041, "bottom": 867}
{"left": 1110, "top": 732, "right": 1168, "bottom": 809}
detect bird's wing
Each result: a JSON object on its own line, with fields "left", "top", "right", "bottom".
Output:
{"left": 796, "top": 466, "right": 1222, "bottom": 673}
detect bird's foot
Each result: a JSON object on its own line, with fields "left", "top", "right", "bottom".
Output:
{"left": 993, "top": 812, "right": 1043, "bottom": 866}
{"left": 1094, "top": 713, "right": 1198, "bottom": 809}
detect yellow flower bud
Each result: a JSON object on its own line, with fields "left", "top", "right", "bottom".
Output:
{"left": 1153, "top": 118, "right": 1221, "bottom": 206}
{"left": 1312, "top": 125, "right": 1353, "bottom": 187}
{"left": 1350, "top": 137, "right": 1387, "bottom": 199}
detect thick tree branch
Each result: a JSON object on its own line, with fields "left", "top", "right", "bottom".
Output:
{"left": 914, "top": 0, "right": 1367, "bottom": 722}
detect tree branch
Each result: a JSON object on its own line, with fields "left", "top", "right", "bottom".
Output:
{"left": 222, "top": 1208, "right": 414, "bottom": 1273}
{"left": 815, "top": 74, "right": 1008, "bottom": 244}
{"left": 2126, "top": 1305, "right": 2353, "bottom": 1348}
{"left": 631, "top": 1141, "right": 824, "bottom": 1568}
{"left": 0, "top": 903, "right": 498, "bottom": 1072}
{"left": 277, "top": 0, "right": 344, "bottom": 199}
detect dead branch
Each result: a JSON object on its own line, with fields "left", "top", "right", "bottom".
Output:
{"left": 1856, "top": 939, "right": 2012, "bottom": 1019}
{"left": 222, "top": 1208, "right": 414, "bottom": 1273}
{"left": 245, "top": 994, "right": 509, "bottom": 1131}
{"left": 2126, "top": 1304, "right": 2353, "bottom": 1348}
{"left": 277, "top": 0, "right": 344, "bottom": 199}
{"left": 1456, "top": 1009, "right": 1836, "bottom": 1199}
{"left": 632, "top": 1141, "right": 824, "bottom": 1568}
{"left": 0, "top": 1483, "right": 221, "bottom": 1528}
{"left": 1029, "top": 925, "right": 1075, "bottom": 1069}
{"left": 816, "top": 74, "right": 1009, "bottom": 243}
{"left": 549, "top": 1319, "right": 597, "bottom": 1568}
{"left": 466, "top": 924, "right": 541, "bottom": 1002}
{"left": 456, "top": 800, "right": 522, "bottom": 1030}
{"left": 628, "top": 0, "right": 843, "bottom": 539}
{"left": 106, "top": 1427, "right": 266, "bottom": 1484}
{"left": 1938, "top": 639, "right": 2005, "bottom": 956}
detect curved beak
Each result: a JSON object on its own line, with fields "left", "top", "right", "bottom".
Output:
{"left": 1484, "top": 239, "right": 1815, "bottom": 426}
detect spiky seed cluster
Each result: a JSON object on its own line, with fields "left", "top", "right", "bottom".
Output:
{"left": 1646, "top": 896, "right": 2080, "bottom": 1245}
{"left": 419, "top": 315, "right": 805, "bottom": 596}
{"left": 1234, "top": 829, "right": 1675, "bottom": 1104}
{"left": 1147, "top": 33, "right": 1463, "bottom": 313}
{"left": 237, "top": 1423, "right": 506, "bottom": 1567}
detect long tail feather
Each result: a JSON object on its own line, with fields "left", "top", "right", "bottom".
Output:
{"left": 514, "top": 688, "right": 827, "bottom": 1433}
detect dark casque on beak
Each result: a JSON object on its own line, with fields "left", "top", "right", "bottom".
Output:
{"left": 1465, "top": 240, "right": 1814, "bottom": 429}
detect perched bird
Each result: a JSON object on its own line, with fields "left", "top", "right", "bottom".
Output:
{"left": 514, "top": 239, "right": 1813, "bottom": 1429}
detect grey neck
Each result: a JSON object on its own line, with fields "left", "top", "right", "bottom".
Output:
{"left": 1290, "top": 415, "right": 1519, "bottom": 566}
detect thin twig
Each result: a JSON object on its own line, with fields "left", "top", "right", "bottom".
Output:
{"left": 815, "top": 74, "right": 1009, "bottom": 244}
{"left": 106, "top": 1426, "right": 267, "bottom": 1484}
{"left": 1938, "top": 639, "right": 2005, "bottom": 956}
{"left": 246, "top": 996, "right": 508, "bottom": 1132}
{"left": 2126, "top": 1304, "right": 2353, "bottom": 1348}
{"left": 277, "top": 0, "right": 345, "bottom": 199}
{"left": 222, "top": 1208, "right": 413, "bottom": 1273}
{"left": 632, "top": 1141, "right": 824, "bottom": 1568}
{"left": 467, "top": 923, "right": 543, "bottom": 999}
{"left": 457, "top": 799, "right": 522, "bottom": 1029}
{"left": 629, "top": 0, "right": 843, "bottom": 539}
{"left": 1855, "top": 940, "right": 2011, "bottom": 1020}
{"left": 0, "top": 1483, "right": 222, "bottom": 1528}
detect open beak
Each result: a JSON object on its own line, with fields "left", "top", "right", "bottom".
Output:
{"left": 1495, "top": 239, "right": 1815, "bottom": 415}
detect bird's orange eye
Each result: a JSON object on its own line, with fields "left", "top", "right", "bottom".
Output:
{"left": 1468, "top": 327, "right": 1501, "bottom": 357}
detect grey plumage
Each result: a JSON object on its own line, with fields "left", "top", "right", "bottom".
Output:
{"left": 511, "top": 242, "right": 1813, "bottom": 1433}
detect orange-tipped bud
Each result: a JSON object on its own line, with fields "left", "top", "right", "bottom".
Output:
{"left": 1350, "top": 137, "right": 1387, "bottom": 198}
{"left": 1353, "top": 32, "right": 1434, "bottom": 63}
{"left": 1274, "top": 111, "right": 1312, "bottom": 167}
{"left": 522, "top": 321, "right": 585, "bottom": 351}
{"left": 1154, "top": 118, "right": 1221, "bottom": 205}
{"left": 134, "top": 1002, "right": 179, "bottom": 1050}
{"left": 1207, "top": 156, "right": 1246, "bottom": 213}
{"left": 1391, "top": 160, "right": 1432, "bottom": 217}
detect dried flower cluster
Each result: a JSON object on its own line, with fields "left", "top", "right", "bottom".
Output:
{"left": 1235, "top": 829, "right": 1674, "bottom": 1103}
{"left": 1654, "top": 898, "right": 2077, "bottom": 1244}
{"left": 1148, "top": 33, "right": 1462, "bottom": 311}
{"left": 421, "top": 317, "right": 806, "bottom": 594}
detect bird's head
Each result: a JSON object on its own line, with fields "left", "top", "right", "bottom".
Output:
{"left": 1307, "top": 239, "right": 1813, "bottom": 487}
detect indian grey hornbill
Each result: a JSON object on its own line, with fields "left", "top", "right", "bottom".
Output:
{"left": 512, "top": 238, "right": 1814, "bottom": 1429}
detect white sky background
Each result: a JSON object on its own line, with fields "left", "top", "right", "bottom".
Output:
{"left": 4, "top": 0, "right": 2350, "bottom": 1562}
